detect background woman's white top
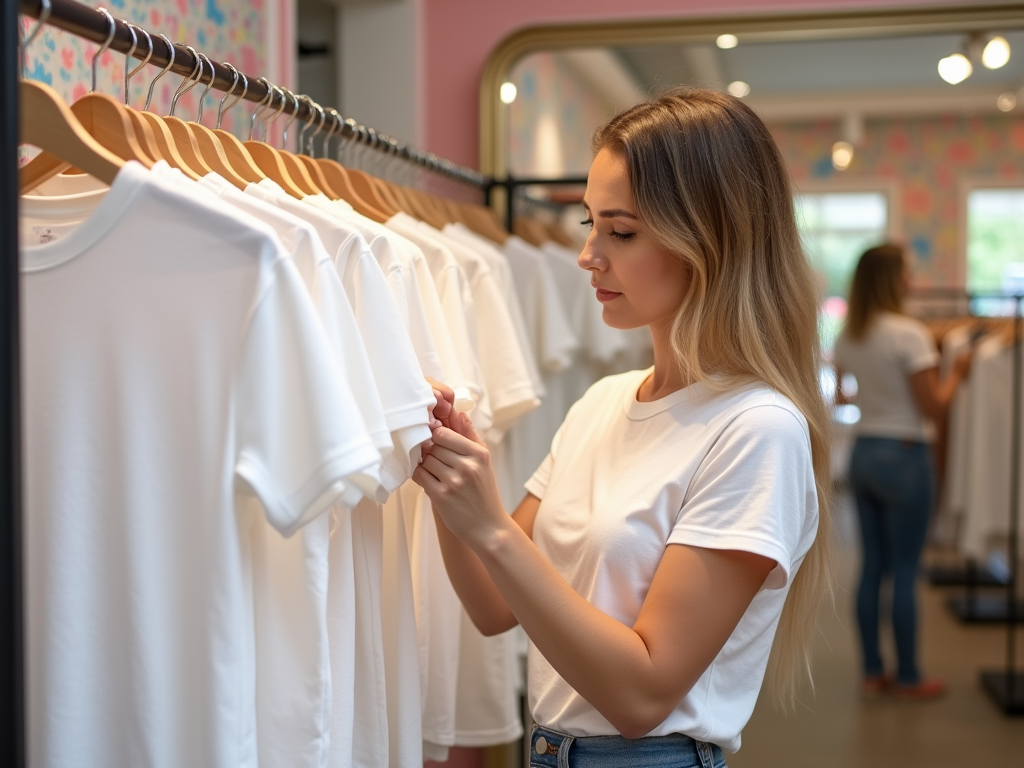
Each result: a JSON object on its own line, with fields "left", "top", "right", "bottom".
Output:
{"left": 834, "top": 312, "right": 940, "bottom": 442}
{"left": 524, "top": 369, "right": 819, "bottom": 753}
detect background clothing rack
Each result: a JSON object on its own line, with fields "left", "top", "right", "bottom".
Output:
{"left": 2, "top": 2, "right": 491, "bottom": 765}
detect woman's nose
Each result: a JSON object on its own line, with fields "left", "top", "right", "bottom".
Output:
{"left": 578, "top": 233, "right": 604, "bottom": 272}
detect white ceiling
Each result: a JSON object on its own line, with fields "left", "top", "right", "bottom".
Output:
{"left": 611, "top": 29, "right": 1024, "bottom": 120}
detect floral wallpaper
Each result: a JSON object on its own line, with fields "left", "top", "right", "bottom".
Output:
{"left": 20, "top": 0, "right": 267, "bottom": 137}
{"left": 771, "top": 114, "right": 1024, "bottom": 288}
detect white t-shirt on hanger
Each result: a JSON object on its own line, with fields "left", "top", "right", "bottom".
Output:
{"left": 247, "top": 180, "right": 435, "bottom": 491}
{"left": 20, "top": 162, "right": 380, "bottom": 768}
{"left": 525, "top": 370, "right": 819, "bottom": 753}
{"left": 298, "top": 195, "right": 427, "bottom": 768}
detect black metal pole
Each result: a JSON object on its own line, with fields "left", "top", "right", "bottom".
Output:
{"left": 1, "top": 0, "right": 26, "bottom": 763}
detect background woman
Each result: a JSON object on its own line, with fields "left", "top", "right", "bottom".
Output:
{"left": 834, "top": 244, "right": 971, "bottom": 699}
{"left": 416, "top": 87, "right": 833, "bottom": 766}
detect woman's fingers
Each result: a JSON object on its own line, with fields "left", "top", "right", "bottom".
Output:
{"left": 431, "top": 424, "right": 483, "bottom": 454}
{"left": 421, "top": 442, "right": 463, "bottom": 468}
{"left": 421, "top": 453, "right": 458, "bottom": 483}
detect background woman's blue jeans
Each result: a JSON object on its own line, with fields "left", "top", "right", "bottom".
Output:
{"left": 848, "top": 437, "right": 934, "bottom": 685}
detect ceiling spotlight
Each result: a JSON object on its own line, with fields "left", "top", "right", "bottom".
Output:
{"left": 716, "top": 34, "right": 738, "bottom": 49}
{"left": 727, "top": 80, "right": 750, "bottom": 98}
{"left": 938, "top": 53, "right": 972, "bottom": 85}
{"left": 832, "top": 141, "right": 854, "bottom": 171}
{"left": 998, "top": 91, "right": 1017, "bottom": 112}
{"left": 499, "top": 81, "right": 518, "bottom": 104}
{"left": 983, "top": 35, "right": 1011, "bottom": 69}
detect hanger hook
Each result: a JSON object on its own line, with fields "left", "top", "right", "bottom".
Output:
{"left": 216, "top": 63, "right": 244, "bottom": 130}
{"left": 144, "top": 34, "right": 175, "bottom": 112}
{"left": 91, "top": 7, "right": 117, "bottom": 94}
{"left": 323, "top": 108, "right": 343, "bottom": 160}
{"left": 21, "top": 0, "right": 52, "bottom": 77}
{"left": 119, "top": 21, "right": 137, "bottom": 104}
{"left": 306, "top": 102, "right": 327, "bottom": 158}
{"left": 169, "top": 44, "right": 202, "bottom": 117}
{"left": 124, "top": 22, "right": 153, "bottom": 106}
{"left": 281, "top": 88, "right": 301, "bottom": 151}
{"left": 296, "top": 95, "right": 315, "bottom": 153}
{"left": 195, "top": 53, "right": 216, "bottom": 124}
{"left": 249, "top": 78, "right": 274, "bottom": 140}
{"left": 263, "top": 84, "right": 287, "bottom": 142}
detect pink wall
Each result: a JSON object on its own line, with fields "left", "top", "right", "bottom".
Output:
{"left": 423, "top": 0, "right": 975, "bottom": 170}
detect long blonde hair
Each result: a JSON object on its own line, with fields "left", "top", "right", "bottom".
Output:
{"left": 592, "top": 87, "right": 834, "bottom": 710}
{"left": 843, "top": 244, "right": 905, "bottom": 341}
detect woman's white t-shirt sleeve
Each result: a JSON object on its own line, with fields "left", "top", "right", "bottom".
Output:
{"left": 667, "top": 404, "right": 818, "bottom": 590}
{"left": 899, "top": 322, "right": 940, "bottom": 374}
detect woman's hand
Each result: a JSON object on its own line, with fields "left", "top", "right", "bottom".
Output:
{"left": 422, "top": 377, "right": 457, "bottom": 454}
{"left": 412, "top": 409, "right": 509, "bottom": 548}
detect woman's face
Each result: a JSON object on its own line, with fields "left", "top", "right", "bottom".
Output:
{"left": 578, "top": 148, "right": 691, "bottom": 332}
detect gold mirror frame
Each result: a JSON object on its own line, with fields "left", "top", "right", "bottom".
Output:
{"left": 480, "top": 3, "right": 1024, "bottom": 180}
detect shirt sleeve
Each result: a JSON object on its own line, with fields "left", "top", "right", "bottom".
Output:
{"left": 667, "top": 404, "right": 819, "bottom": 590}
{"left": 900, "top": 321, "right": 940, "bottom": 374}
{"left": 234, "top": 257, "right": 383, "bottom": 537}
{"left": 523, "top": 398, "right": 580, "bottom": 500}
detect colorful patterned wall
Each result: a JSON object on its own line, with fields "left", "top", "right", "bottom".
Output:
{"left": 770, "top": 115, "right": 1024, "bottom": 288}
{"left": 507, "top": 52, "right": 616, "bottom": 178}
{"left": 21, "top": 0, "right": 267, "bottom": 137}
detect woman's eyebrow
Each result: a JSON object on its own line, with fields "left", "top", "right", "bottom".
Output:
{"left": 597, "top": 208, "right": 638, "bottom": 220}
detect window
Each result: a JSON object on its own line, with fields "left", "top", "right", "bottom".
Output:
{"left": 795, "top": 191, "right": 889, "bottom": 351}
{"left": 967, "top": 188, "right": 1024, "bottom": 308}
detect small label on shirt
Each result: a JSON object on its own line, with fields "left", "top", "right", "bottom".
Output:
{"left": 26, "top": 223, "right": 78, "bottom": 246}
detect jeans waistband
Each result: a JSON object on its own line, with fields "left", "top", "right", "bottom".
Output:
{"left": 529, "top": 724, "right": 726, "bottom": 768}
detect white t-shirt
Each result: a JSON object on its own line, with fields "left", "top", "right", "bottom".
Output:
{"left": 524, "top": 369, "right": 819, "bottom": 753}
{"left": 21, "top": 162, "right": 380, "bottom": 768}
{"left": 247, "top": 180, "right": 434, "bottom": 491}
{"left": 833, "top": 312, "right": 939, "bottom": 441}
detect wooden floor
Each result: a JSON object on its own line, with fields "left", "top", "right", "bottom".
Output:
{"left": 730, "top": 495, "right": 1024, "bottom": 768}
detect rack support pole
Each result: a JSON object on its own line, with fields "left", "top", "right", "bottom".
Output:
{"left": 1, "top": 0, "right": 26, "bottom": 765}
{"left": 981, "top": 294, "right": 1024, "bottom": 714}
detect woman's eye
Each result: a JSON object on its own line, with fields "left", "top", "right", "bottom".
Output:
{"left": 580, "top": 219, "right": 594, "bottom": 229}
{"left": 610, "top": 231, "right": 635, "bottom": 242}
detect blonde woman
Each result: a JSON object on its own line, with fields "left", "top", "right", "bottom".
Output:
{"left": 415, "top": 88, "right": 831, "bottom": 766}
{"left": 834, "top": 244, "right": 970, "bottom": 699}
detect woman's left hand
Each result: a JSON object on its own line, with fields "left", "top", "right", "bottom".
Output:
{"left": 412, "top": 410, "right": 508, "bottom": 548}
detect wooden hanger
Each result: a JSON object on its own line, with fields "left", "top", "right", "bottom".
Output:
{"left": 19, "top": 80, "right": 124, "bottom": 193}
{"left": 314, "top": 109, "right": 388, "bottom": 221}
{"left": 176, "top": 54, "right": 251, "bottom": 190}
{"left": 20, "top": 90, "right": 154, "bottom": 192}
{"left": 209, "top": 66, "right": 266, "bottom": 185}
{"left": 243, "top": 84, "right": 308, "bottom": 198}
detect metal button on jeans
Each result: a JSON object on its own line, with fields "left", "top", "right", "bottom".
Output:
{"left": 534, "top": 735, "right": 549, "bottom": 755}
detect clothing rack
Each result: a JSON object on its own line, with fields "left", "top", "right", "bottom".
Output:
{"left": 908, "top": 289, "right": 1024, "bottom": 714}
{"left": 2, "top": 2, "right": 494, "bottom": 764}
{"left": 486, "top": 175, "right": 588, "bottom": 229}
{"left": 17, "top": 0, "right": 488, "bottom": 190}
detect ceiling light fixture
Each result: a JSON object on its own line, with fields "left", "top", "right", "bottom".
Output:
{"left": 998, "top": 91, "right": 1017, "bottom": 112}
{"left": 499, "top": 81, "right": 517, "bottom": 104}
{"left": 716, "top": 34, "right": 738, "bottom": 49}
{"left": 938, "top": 53, "right": 972, "bottom": 85}
{"left": 983, "top": 35, "right": 1011, "bottom": 69}
{"left": 727, "top": 80, "right": 750, "bottom": 98}
{"left": 832, "top": 141, "right": 854, "bottom": 171}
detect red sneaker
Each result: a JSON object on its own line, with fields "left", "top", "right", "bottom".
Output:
{"left": 860, "top": 674, "right": 892, "bottom": 698}
{"left": 892, "top": 678, "right": 947, "bottom": 699}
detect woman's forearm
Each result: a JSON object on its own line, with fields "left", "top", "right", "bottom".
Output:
{"left": 470, "top": 515, "right": 689, "bottom": 738}
{"left": 431, "top": 508, "right": 519, "bottom": 635}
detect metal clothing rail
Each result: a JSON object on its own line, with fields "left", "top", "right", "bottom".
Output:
{"left": 18, "top": 0, "right": 488, "bottom": 189}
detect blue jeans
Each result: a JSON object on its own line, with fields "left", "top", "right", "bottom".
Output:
{"left": 848, "top": 437, "right": 934, "bottom": 685}
{"left": 529, "top": 724, "right": 726, "bottom": 768}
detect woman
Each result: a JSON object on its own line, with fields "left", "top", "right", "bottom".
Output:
{"left": 834, "top": 244, "right": 970, "bottom": 699}
{"left": 415, "top": 87, "right": 831, "bottom": 766}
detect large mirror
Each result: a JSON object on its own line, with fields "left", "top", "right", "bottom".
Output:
{"left": 480, "top": 6, "right": 1024, "bottom": 765}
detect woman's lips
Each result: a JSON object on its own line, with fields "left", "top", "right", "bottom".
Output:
{"left": 595, "top": 287, "right": 622, "bottom": 302}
